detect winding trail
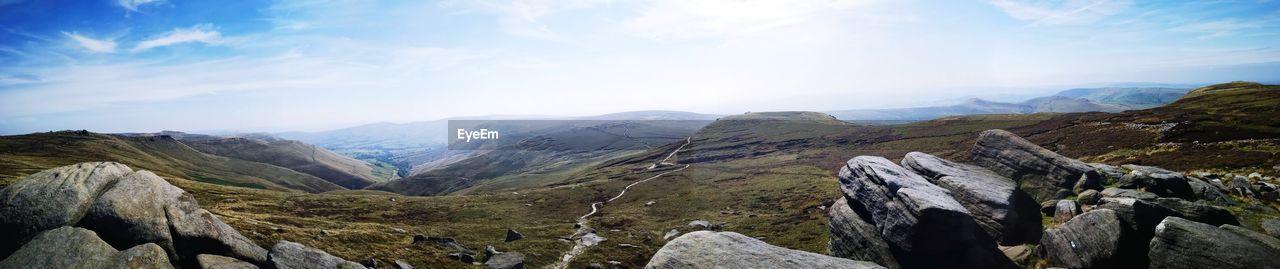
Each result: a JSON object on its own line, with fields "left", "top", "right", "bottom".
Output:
{"left": 548, "top": 137, "right": 692, "bottom": 269}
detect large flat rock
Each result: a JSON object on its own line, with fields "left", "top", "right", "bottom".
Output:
{"left": 970, "top": 129, "right": 1095, "bottom": 201}
{"left": 645, "top": 231, "right": 885, "bottom": 269}
{"left": 1149, "top": 217, "right": 1280, "bottom": 269}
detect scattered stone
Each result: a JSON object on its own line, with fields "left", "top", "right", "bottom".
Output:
{"left": 687, "top": 220, "right": 711, "bottom": 230}
{"left": 645, "top": 201, "right": 656, "bottom": 207}
{"left": 1073, "top": 171, "right": 1105, "bottom": 193}
{"left": 484, "top": 252, "right": 524, "bottom": 269}
{"left": 839, "top": 156, "right": 1014, "bottom": 268}
{"left": 663, "top": 229, "right": 680, "bottom": 241}
{"left": 0, "top": 226, "right": 173, "bottom": 269}
{"left": 618, "top": 243, "right": 641, "bottom": 249}
{"left": 358, "top": 257, "right": 379, "bottom": 269}
{"left": 198, "top": 254, "right": 259, "bottom": 269}
{"left": 505, "top": 229, "right": 523, "bottom": 242}
{"left": 390, "top": 228, "right": 406, "bottom": 234}
{"left": 901, "top": 152, "right": 1042, "bottom": 245}
{"left": 1053, "top": 200, "right": 1081, "bottom": 223}
{"left": 1101, "top": 187, "right": 1158, "bottom": 200}
{"left": 268, "top": 241, "right": 363, "bottom": 269}
{"left": 392, "top": 260, "right": 412, "bottom": 269}
{"left": 828, "top": 197, "right": 899, "bottom": 269}
{"left": 1230, "top": 176, "right": 1253, "bottom": 197}
{"left": 1149, "top": 217, "right": 1280, "bottom": 269}
{"left": 413, "top": 235, "right": 470, "bottom": 253}
{"left": 586, "top": 263, "right": 603, "bottom": 269}
{"left": 1187, "top": 176, "right": 1234, "bottom": 205}
{"left": 580, "top": 233, "right": 607, "bottom": 247}
{"left": 448, "top": 252, "right": 475, "bottom": 263}
{"left": 970, "top": 129, "right": 1094, "bottom": 201}
{"left": 644, "top": 231, "right": 884, "bottom": 269}
{"left": 1077, "top": 189, "right": 1102, "bottom": 205}
{"left": 1039, "top": 209, "right": 1139, "bottom": 268}
{"left": 484, "top": 245, "right": 500, "bottom": 260}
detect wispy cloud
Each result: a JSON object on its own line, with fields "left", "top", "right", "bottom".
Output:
{"left": 624, "top": 0, "right": 875, "bottom": 41}
{"left": 1169, "top": 19, "right": 1263, "bottom": 39}
{"left": 62, "top": 32, "right": 117, "bottom": 53}
{"left": 118, "top": 0, "right": 163, "bottom": 12}
{"left": 990, "top": 0, "right": 1129, "bottom": 26}
{"left": 444, "top": 0, "right": 605, "bottom": 43}
{"left": 132, "top": 25, "right": 221, "bottom": 52}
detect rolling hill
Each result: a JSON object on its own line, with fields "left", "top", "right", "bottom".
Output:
{"left": 825, "top": 86, "right": 1191, "bottom": 121}
{"left": 179, "top": 135, "right": 396, "bottom": 189}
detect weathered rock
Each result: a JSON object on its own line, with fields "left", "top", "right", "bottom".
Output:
{"left": 1149, "top": 217, "right": 1280, "bottom": 269}
{"left": 358, "top": 258, "right": 378, "bottom": 269}
{"left": 663, "top": 229, "right": 680, "bottom": 241}
{"left": 197, "top": 254, "right": 259, "bottom": 269}
{"left": 78, "top": 170, "right": 186, "bottom": 263}
{"left": 901, "top": 152, "right": 1042, "bottom": 245}
{"left": 1073, "top": 171, "right": 1105, "bottom": 194}
{"left": 1187, "top": 176, "right": 1234, "bottom": 205}
{"left": 392, "top": 260, "right": 413, "bottom": 269}
{"left": 1053, "top": 200, "right": 1080, "bottom": 223}
{"left": 1119, "top": 165, "right": 1194, "bottom": 199}
{"left": 167, "top": 194, "right": 269, "bottom": 265}
{"left": 1040, "top": 200, "right": 1058, "bottom": 216}
{"left": 828, "top": 197, "right": 899, "bottom": 269}
{"left": 448, "top": 252, "right": 475, "bottom": 263}
{"left": 1077, "top": 189, "right": 1102, "bottom": 205}
{"left": 267, "top": 241, "right": 364, "bottom": 269}
{"left": 1101, "top": 187, "right": 1157, "bottom": 200}
{"left": 839, "top": 156, "right": 1014, "bottom": 269}
{"left": 505, "top": 229, "right": 523, "bottom": 242}
{"left": 644, "top": 231, "right": 884, "bottom": 269}
{"left": 1088, "top": 163, "right": 1126, "bottom": 184}
{"left": 1151, "top": 198, "right": 1239, "bottom": 227}
{"left": 1096, "top": 198, "right": 1177, "bottom": 239}
{"left": 998, "top": 245, "right": 1033, "bottom": 266}
{"left": 970, "top": 129, "right": 1094, "bottom": 201}
{"left": 1039, "top": 209, "right": 1138, "bottom": 269}
{"left": 0, "top": 226, "right": 173, "bottom": 269}
{"left": 1230, "top": 176, "right": 1253, "bottom": 196}
{"left": 687, "top": 220, "right": 710, "bottom": 230}
{"left": 484, "top": 252, "right": 525, "bottom": 269}
{"left": 1262, "top": 218, "right": 1280, "bottom": 238}
{"left": 0, "top": 162, "right": 132, "bottom": 258}
{"left": 412, "top": 235, "right": 470, "bottom": 253}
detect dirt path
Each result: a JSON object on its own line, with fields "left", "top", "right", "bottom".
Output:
{"left": 548, "top": 137, "right": 692, "bottom": 269}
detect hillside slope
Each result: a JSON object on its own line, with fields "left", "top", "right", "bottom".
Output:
{"left": 0, "top": 131, "right": 344, "bottom": 192}
{"left": 182, "top": 136, "right": 394, "bottom": 189}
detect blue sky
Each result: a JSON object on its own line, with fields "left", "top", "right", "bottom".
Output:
{"left": 1, "top": 0, "right": 1279, "bottom": 134}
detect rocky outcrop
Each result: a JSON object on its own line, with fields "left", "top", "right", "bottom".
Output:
{"left": 1101, "top": 188, "right": 1157, "bottom": 200}
{"left": 900, "top": 152, "right": 1041, "bottom": 245}
{"left": 1151, "top": 198, "right": 1239, "bottom": 227}
{"left": 1187, "top": 176, "right": 1234, "bottom": 205}
{"left": 1039, "top": 209, "right": 1139, "bottom": 269}
{"left": 268, "top": 241, "right": 364, "bottom": 269}
{"left": 828, "top": 197, "right": 899, "bottom": 269}
{"left": 970, "top": 129, "right": 1095, "bottom": 201}
{"left": 0, "top": 226, "right": 173, "bottom": 269}
{"left": 1053, "top": 200, "right": 1081, "bottom": 223}
{"left": 0, "top": 162, "right": 133, "bottom": 257}
{"left": 1119, "top": 165, "right": 1194, "bottom": 199}
{"left": 644, "top": 231, "right": 885, "bottom": 269}
{"left": 838, "top": 156, "right": 1014, "bottom": 269}
{"left": 1149, "top": 217, "right": 1280, "bottom": 269}
{"left": 0, "top": 162, "right": 353, "bottom": 269}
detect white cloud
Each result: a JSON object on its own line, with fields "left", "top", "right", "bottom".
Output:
{"left": 62, "top": 32, "right": 117, "bottom": 53}
{"left": 990, "top": 0, "right": 1129, "bottom": 26}
{"left": 132, "top": 25, "right": 221, "bottom": 52}
{"left": 624, "top": 0, "right": 875, "bottom": 40}
{"left": 1169, "top": 19, "right": 1262, "bottom": 39}
{"left": 118, "top": 0, "right": 163, "bottom": 11}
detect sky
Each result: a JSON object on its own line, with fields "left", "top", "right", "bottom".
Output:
{"left": 1, "top": 0, "right": 1279, "bottom": 134}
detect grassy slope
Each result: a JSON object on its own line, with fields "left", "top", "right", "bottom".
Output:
{"left": 184, "top": 138, "right": 394, "bottom": 189}
{"left": 0, "top": 131, "right": 343, "bottom": 192}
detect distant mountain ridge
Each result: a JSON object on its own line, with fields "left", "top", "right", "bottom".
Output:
{"left": 826, "top": 86, "right": 1191, "bottom": 121}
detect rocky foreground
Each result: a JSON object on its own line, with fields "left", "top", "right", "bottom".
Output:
{"left": 643, "top": 129, "right": 1280, "bottom": 269}
{"left": 0, "top": 162, "right": 391, "bottom": 269}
